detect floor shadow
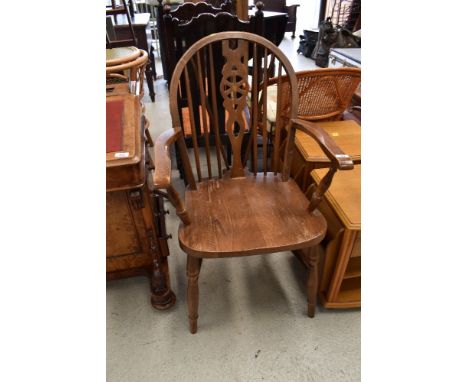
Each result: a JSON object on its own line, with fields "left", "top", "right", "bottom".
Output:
{"left": 243, "top": 254, "right": 294, "bottom": 316}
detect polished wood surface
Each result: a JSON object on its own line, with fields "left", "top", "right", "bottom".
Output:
{"left": 106, "top": 93, "right": 176, "bottom": 309}
{"left": 295, "top": 120, "right": 361, "bottom": 164}
{"left": 311, "top": 165, "right": 361, "bottom": 230}
{"left": 310, "top": 164, "right": 361, "bottom": 309}
{"left": 236, "top": 0, "right": 248, "bottom": 20}
{"left": 154, "top": 32, "right": 354, "bottom": 333}
{"left": 179, "top": 173, "right": 327, "bottom": 257}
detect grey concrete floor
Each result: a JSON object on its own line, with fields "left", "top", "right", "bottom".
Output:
{"left": 107, "top": 38, "right": 360, "bottom": 382}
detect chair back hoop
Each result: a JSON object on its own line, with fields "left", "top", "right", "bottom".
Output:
{"left": 169, "top": 31, "right": 298, "bottom": 185}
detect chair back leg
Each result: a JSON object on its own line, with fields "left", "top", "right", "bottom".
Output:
{"left": 307, "top": 247, "right": 320, "bottom": 317}
{"left": 187, "top": 255, "right": 202, "bottom": 334}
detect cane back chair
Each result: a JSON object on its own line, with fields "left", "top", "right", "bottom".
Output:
{"left": 264, "top": 68, "right": 361, "bottom": 190}
{"left": 153, "top": 32, "right": 354, "bottom": 333}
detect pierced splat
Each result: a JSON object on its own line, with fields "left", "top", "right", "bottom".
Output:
{"left": 220, "top": 40, "right": 250, "bottom": 178}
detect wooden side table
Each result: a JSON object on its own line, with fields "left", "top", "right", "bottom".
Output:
{"left": 292, "top": 119, "right": 361, "bottom": 191}
{"left": 312, "top": 165, "right": 361, "bottom": 309}
{"left": 106, "top": 93, "right": 176, "bottom": 309}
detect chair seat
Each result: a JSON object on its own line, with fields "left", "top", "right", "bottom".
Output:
{"left": 178, "top": 172, "right": 327, "bottom": 258}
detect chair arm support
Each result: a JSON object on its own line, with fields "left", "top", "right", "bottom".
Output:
{"left": 153, "top": 128, "right": 191, "bottom": 225}
{"left": 291, "top": 118, "right": 354, "bottom": 170}
{"left": 153, "top": 128, "right": 181, "bottom": 189}
{"left": 291, "top": 119, "right": 354, "bottom": 212}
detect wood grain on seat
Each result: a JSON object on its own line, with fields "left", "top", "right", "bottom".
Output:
{"left": 179, "top": 172, "right": 327, "bottom": 257}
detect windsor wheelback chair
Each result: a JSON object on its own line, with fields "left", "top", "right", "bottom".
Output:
{"left": 153, "top": 32, "right": 354, "bottom": 333}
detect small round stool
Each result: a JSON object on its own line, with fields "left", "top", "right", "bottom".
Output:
{"left": 106, "top": 47, "right": 148, "bottom": 100}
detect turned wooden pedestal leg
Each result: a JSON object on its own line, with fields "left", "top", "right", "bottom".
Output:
{"left": 307, "top": 248, "right": 320, "bottom": 317}
{"left": 150, "top": 253, "right": 176, "bottom": 310}
{"left": 147, "top": 189, "right": 176, "bottom": 310}
{"left": 187, "top": 255, "right": 202, "bottom": 334}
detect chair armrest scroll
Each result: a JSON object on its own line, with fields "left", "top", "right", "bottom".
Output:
{"left": 153, "top": 128, "right": 190, "bottom": 225}
{"left": 291, "top": 118, "right": 354, "bottom": 170}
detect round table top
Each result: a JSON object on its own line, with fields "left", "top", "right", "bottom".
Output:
{"left": 106, "top": 46, "right": 140, "bottom": 67}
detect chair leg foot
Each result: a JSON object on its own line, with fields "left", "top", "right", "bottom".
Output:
{"left": 307, "top": 247, "right": 319, "bottom": 318}
{"left": 187, "top": 255, "right": 202, "bottom": 334}
{"left": 189, "top": 318, "right": 198, "bottom": 334}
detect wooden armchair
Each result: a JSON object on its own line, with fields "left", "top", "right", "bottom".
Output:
{"left": 261, "top": 0, "right": 299, "bottom": 38}
{"left": 153, "top": 32, "right": 354, "bottom": 333}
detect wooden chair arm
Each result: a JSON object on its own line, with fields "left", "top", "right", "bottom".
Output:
{"left": 291, "top": 119, "right": 354, "bottom": 213}
{"left": 153, "top": 128, "right": 191, "bottom": 225}
{"left": 291, "top": 118, "right": 354, "bottom": 170}
{"left": 153, "top": 128, "right": 181, "bottom": 189}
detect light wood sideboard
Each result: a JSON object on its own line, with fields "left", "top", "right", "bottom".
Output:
{"left": 312, "top": 165, "right": 361, "bottom": 309}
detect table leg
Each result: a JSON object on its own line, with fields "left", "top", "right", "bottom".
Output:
{"left": 132, "top": 187, "right": 176, "bottom": 310}
{"left": 146, "top": 64, "right": 155, "bottom": 102}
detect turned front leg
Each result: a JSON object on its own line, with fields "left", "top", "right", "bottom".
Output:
{"left": 186, "top": 255, "right": 202, "bottom": 334}
{"left": 307, "top": 248, "right": 320, "bottom": 317}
